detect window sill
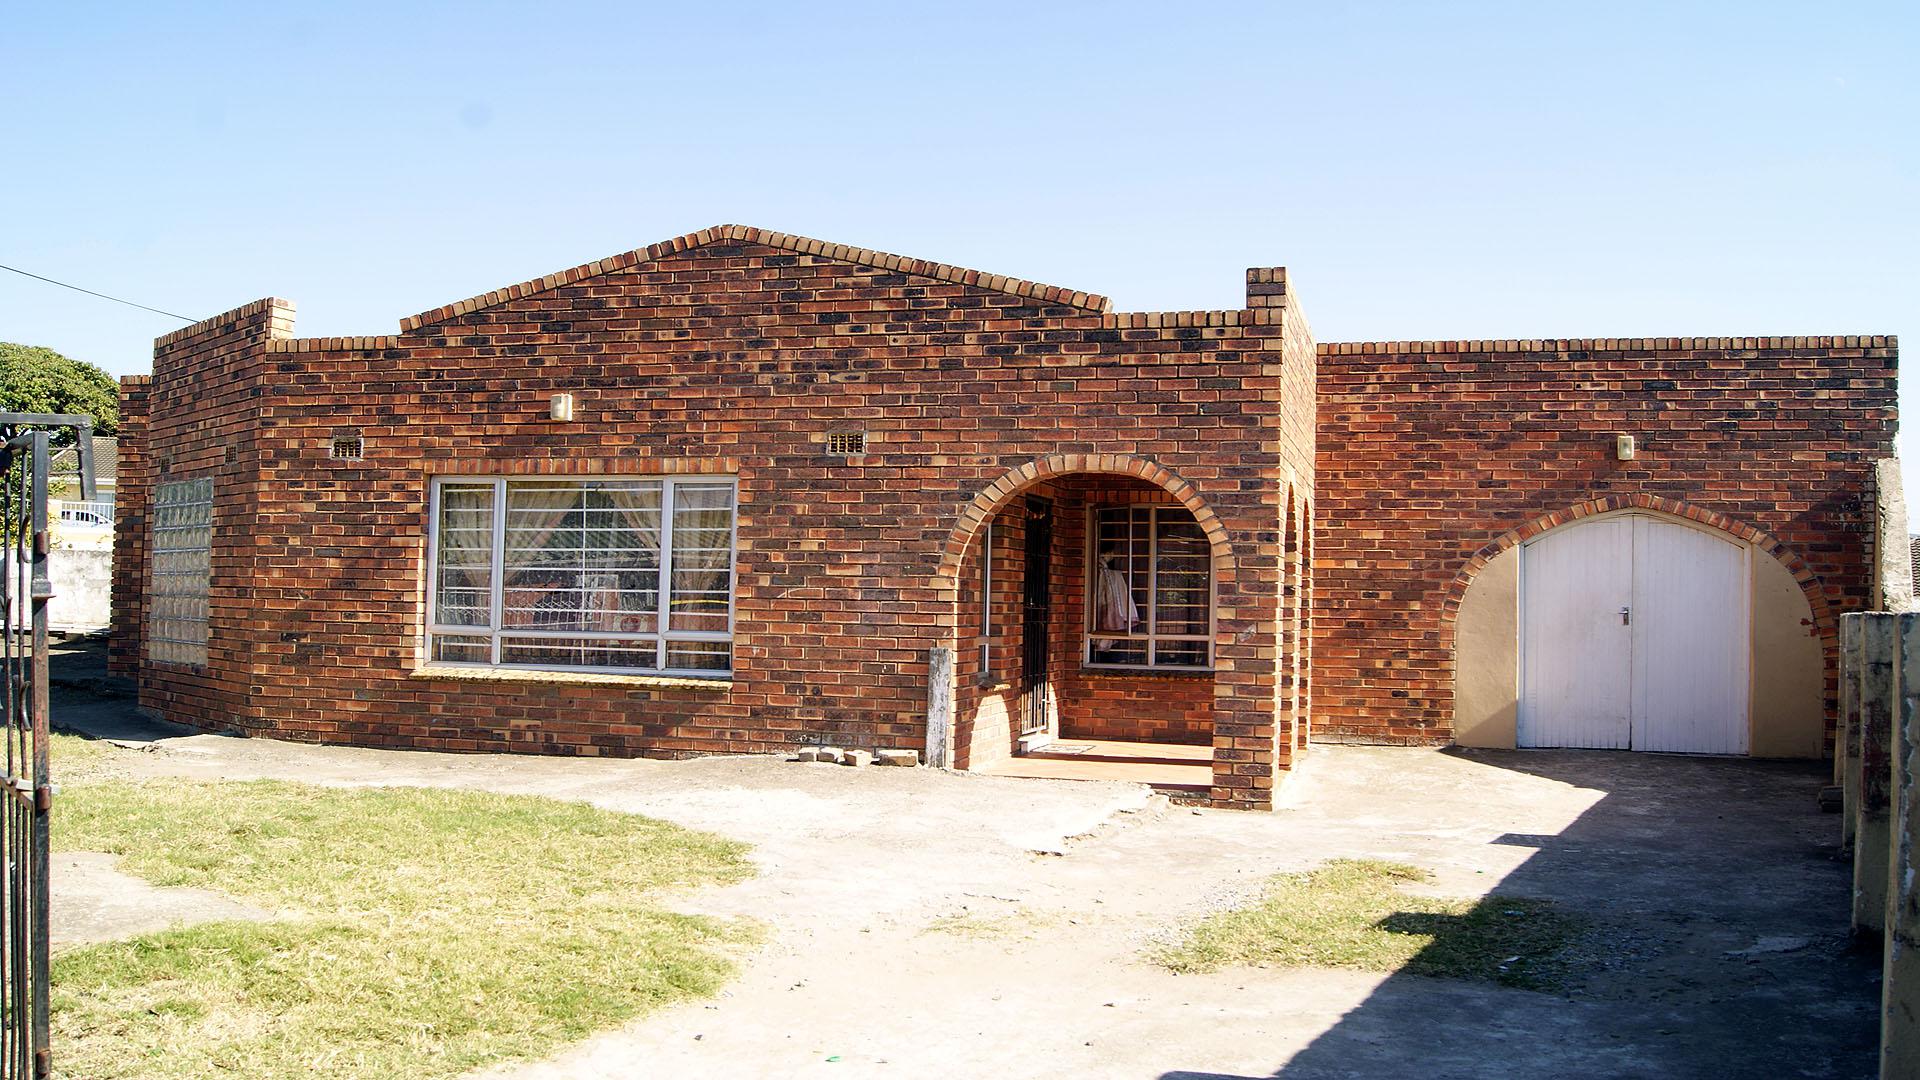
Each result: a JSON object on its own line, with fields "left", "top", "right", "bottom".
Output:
{"left": 1079, "top": 666, "right": 1215, "bottom": 680}
{"left": 409, "top": 666, "right": 732, "bottom": 690}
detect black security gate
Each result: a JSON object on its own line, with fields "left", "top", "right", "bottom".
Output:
{"left": 1018, "top": 496, "right": 1052, "bottom": 741}
{"left": 1, "top": 413, "right": 95, "bottom": 1080}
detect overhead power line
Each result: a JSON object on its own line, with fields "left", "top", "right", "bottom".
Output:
{"left": 0, "top": 262, "right": 195, "bottom": 322}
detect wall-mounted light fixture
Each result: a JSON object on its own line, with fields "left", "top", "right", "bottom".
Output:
{"left": 1615, "top": 434, "right": 1636, "bottom": 461}
{"left": 550, "top": 393, "right": 575, "bottom": 422}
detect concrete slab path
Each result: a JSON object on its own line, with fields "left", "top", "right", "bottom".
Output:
{"left": 54, "top": 687, "right": 1876, "bottom": 1079}
{"left": 54, "top": 852, "right": 276, "bottom": 947}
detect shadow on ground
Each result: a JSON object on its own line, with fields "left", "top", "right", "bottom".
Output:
{"left": 1159, "top": 749, "right": 1877, "bottom": 1080}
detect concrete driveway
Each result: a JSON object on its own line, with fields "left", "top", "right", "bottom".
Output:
{"left": 55, "top": 688, "right": 1875, "bottom": 1079}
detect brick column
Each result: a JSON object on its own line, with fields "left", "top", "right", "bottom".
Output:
{"left": 1210, "top": 510, "right": 1288, "bottom": 810}
{"left": 107, "top": 376, "right": 150, "bottom": 678}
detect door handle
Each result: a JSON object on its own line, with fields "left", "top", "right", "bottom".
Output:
{"left": 1620, "top": 607, "right": 1631, "bottom": 626}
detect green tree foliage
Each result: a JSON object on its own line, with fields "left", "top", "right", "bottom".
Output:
{"left": 0, "top": 341, "right": 118, "bottom": 442}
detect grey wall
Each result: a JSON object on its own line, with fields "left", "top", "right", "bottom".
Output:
{"left": 5, "top": 548, "right": 111, "bottom": 631}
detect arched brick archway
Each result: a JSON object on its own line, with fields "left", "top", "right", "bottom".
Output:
{"left": 926, "top": 453, "right": 1276, "bottom": 809}
{"left": 932, "top": 453, "right": 1237, "bottom": 620}
{"left": 1445, "top": 494, "right": 1838, "bottom": 755}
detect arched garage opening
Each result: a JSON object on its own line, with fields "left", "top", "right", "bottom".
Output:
{"left": 1453, "top": 505, "right": 1826, "bottom": 757}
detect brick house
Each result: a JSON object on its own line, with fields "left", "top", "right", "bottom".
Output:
{"left": 108, "top": 225, "right": 1897, "bottom": 809}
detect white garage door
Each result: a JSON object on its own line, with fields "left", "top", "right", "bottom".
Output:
{"left": 1519, "top": 514, "right": 1749, "bottom": 754}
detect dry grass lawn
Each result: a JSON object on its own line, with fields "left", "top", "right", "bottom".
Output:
{"left": 48, "top": 735, "right": 756, "bottom": 1080}
{"left": 1152, "top": 858, "right": 1581, "bottom": 989}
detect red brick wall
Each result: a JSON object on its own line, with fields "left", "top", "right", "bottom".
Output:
{"left": 1283, "top": 489, "right": 1309, "bottom": 753}
{"left": 115, "top": 228, "right": 1313, "bottom": 808}
{"left": 953, "top": 499, "right": 1030, "bottom": 771}
{"left": 106, "top": 376, "right": 149, "bottom": 678}
{"left": 112, "top": 299, "right": 290, "bottom": 731}
{"left": 1272, "top": 276, "right": 1318, "bottom": 767}
{"left": 1059, "top": 672, "right": 1214, "bottom": 743}
{"left": 1313, "top": 336, "right": 1898, "bottom": 746}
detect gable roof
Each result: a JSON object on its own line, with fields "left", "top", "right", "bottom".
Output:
{"left": 49, "top": 435, "right": 117, "bottom": 483}
{"left": 399, "top": 224, "right": 1111, "bottom": 333}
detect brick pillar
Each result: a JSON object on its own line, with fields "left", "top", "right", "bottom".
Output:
{"left": 1301, "top": 501, "right": 1316, "bottom": 747}
{"left": 107, "top": 376, "right": 150, "bottom": 679}
{"left": 1210, "top": 508, "right": 1288, "bottom": 810}
{"left": 1285, "top": 490, "right": 1304, "bottom": 755}
{"left": 1212, "top": 635, "right": 1283, "bottom": 808}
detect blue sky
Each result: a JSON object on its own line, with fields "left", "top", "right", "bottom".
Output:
{"left": 4, "top": 3, "right": 1915, "bottom": 482}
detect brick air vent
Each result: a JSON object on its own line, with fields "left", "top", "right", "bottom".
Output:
{"left": 329, "top": 434, "right": 365, "bottom": 461}
{"left": 825, "top": 432, "right": 866, "bottom": 456}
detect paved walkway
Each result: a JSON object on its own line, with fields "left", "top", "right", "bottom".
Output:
{"left": 979, "top": 736, "right": 1214, "bottom": 794}
{"left": 53, "top": 678, "right": 1875, "bottom": 1079}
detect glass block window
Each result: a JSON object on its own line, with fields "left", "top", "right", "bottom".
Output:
{"left": 1086, "top": 504, "right": 1212, "bottom": 669}
{"left": 426, "top": 477, "right": 737, "bottom": 677}
{"left": 149, "top": 477, "right": 213, "bottom": 666}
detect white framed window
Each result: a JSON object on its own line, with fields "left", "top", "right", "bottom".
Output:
{"left": 149, "top": 477, "right": 213, "bottom": 667}
{"left": 426, "top": 476, "right": 737, "bottom": 677}
{"left": 1085, "top": 504, "right": 1212, "bottom": 670}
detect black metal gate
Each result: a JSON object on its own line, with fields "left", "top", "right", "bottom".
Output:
{"left": 1019, "top": 496, "right": 1052, "bottom": 740}
{"left": 1, "top": 412, "right": 95, "bottom": 1080}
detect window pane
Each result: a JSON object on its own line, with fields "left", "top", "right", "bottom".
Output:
{"left": 1086, "top": 504, "right": 1212, "bottom": 669}
{"left": 1091, "top": 509, "right": 1143, "bottom": 634}
{"left": 1154, "top": 513, "right": 1210, "bottom": 637}
{"left": 500, "top": 635, "right": 661, "bottom": 670}
{"left": 669, "top": 483, "right": 735, "bottom": 633}
{"left": 426, "top": 476, "right": 733, "bottom": 677}
{"left": 501, "top": 480, "right": 662, "bottom": 634}
{"left": 435, "top": 484, "right": 495, "bottom": 627}
{"left": 1127, "top": 509, "right": 1151, "bottom": 623}
{"left": 431, "top": 634, "right": 492, "bottom": 664}
{"left": 1153, "top": 640, "right": 1208, "bottom": 668}
{"left": 1088, "top": 637, "right": 1147, "bottom": 666}
{"left": 666, "top": 641, "right": 732, "bottom": 672}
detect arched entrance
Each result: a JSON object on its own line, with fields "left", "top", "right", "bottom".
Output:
{"left": 1455, "top": 503, "right": 1827, "bottom": 757}
{"left": 929, "top": 454, "right": 1261, "bottom": 802}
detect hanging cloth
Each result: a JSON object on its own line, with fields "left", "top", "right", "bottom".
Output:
{"left": 1096, "top": 558, "right": 1140, "bottom": 632}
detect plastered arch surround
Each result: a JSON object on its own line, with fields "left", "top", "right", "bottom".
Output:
{"left": 1453, "top": 507, "right": 1825, "bottom": 758}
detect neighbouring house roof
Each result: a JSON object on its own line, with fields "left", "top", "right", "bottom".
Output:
{"left": 399, "top": 223, "right": 1112, "bottom": 333}
{"left": 48, "top": 435, "right": 117, "bottom": 484}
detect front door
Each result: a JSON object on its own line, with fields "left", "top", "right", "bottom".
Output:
{"left": 1019, "top": 496, "right": 1053, "bottom": 746}
{"left": 1519, "top": 514, "right": 1749, "bottom": 753}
